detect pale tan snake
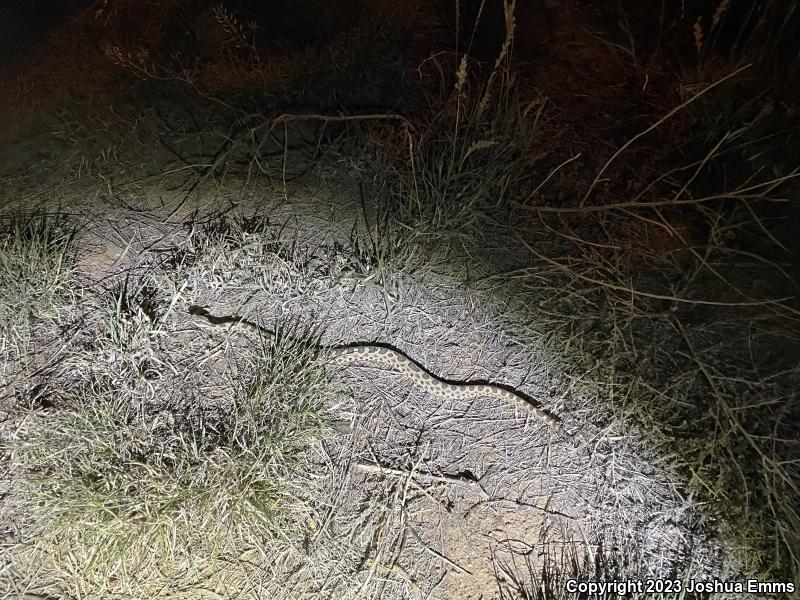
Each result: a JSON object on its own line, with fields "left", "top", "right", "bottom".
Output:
{"left": 189, "top": 306, "right": 569, "bottom": 438}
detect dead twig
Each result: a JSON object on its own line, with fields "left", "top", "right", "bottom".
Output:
{"left": 580, "top": 63, "right": 753, "bottom": 206}
{"left": 353, "top": 461, "right": 490, "bottom": 500}
{"left": 514, "top": 232, "right": 793, "bottom": 309}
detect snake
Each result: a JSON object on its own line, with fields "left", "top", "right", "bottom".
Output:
{"left": 189, "top": 306, "right": 569, "bottom": 438}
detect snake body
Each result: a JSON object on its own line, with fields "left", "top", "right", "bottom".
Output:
{"left": 189, "top": 306, "right": 568, "bottom": 437}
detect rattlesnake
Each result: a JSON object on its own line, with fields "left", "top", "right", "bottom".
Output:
{"left": 189, "top": 306, "right": 569, "bottom": 438}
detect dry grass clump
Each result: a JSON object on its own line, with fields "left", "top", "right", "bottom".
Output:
{"left": 497, "top": 537, "right": 735, "bottom": 600}
{"left": 390, "top": 0, "right": 543, "bottom": 252}
{"left": 0, "top": 212, "right": 74, "bottom": 358}
{"left": 2, "top": 282, "right": 335, "bottom": 597}
{"left": 163, "top": 210, "right": 327, "bottom": 301}
{"left": 682, "top": 0, "right": 800, "bottom": 185}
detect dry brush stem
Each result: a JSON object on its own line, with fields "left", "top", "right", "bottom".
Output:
{"left": 352, "top": 462, "right": 490, "bottom": 500}
{"left": 672, "top": 316, "right": 800, "bottom": 572}
{"left": 578, "top": 63, "right": 753, "bottom": 207}
{"left": 162, "top": 111, "right": 414, "bottom": 222}
{"left": 266, "top": 113, "right": 412, "bottom": 131}
{"left": 523, "top": 170, "right": 799, "bottom": 215}
{"left": 513, "top": 233, "right": 793, "bottom": 309}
